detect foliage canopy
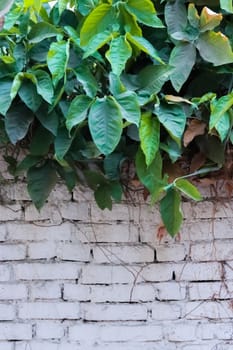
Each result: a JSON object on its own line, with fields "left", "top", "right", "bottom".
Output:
{"left": 1, "top": 0, "right": 233, "bottom": 236}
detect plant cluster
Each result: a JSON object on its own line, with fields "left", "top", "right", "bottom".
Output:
{"left": 1, "top": 0, "right": 233, "bottom": 236}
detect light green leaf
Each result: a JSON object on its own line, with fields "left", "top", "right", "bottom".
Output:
{"left": 220, "top": 0, "right": 233, "bottom": 13}
{"left": 88, "top": 96, "right": 123, "bottom": 155}
{"left": 137, "top": 65, "right": 172, "bottom": 95}
{"left": 27, "top": 161, "right": 58, "bottom": 210}
{"left": 80, "top": 3, "right": 114, "bottom": 46}
{"left": 28, "top": 22, "right": 60, "bottom": 43}
{"left": 160, "top": 188, "right": 183, "bottom": 237}
{"left": 154, "top": 103, "right": 187, "bottom": 146}
{"left": 199, "top": 7, "right": 222, "bottom": 32}
{"left": 169, "top": 43, "right": 196, "bottom": 92}
{"left": 125, "top": 0, "right": 164, "bottom": 28}
{"left": 106, "top": 36, "right": 132, "bottom": 76}
{"left": 126, "top": 33, "right": 164, "bottom": 64}
{"left": 58, "top": 0, "right": 69, "bottom": 14}
{"left": 109, "top": 73, "right": 126, "bottom": 96}
{"left": 47, "top": 40, "right": 70, "bottom": 87}
{"left": 175, "top": 178, "right": 202, "bottom": 200}
{"left": 33, "top": 70, "right": 54, "bottom": 104}
{"left": 83, "top": 30, "right": 112, "bottom": 58}
{"left": 0, "top": 78, "right": 12, "bottom": 116}
{"left": 197, "top": 31, "right": 233, "bottom": 66}
{"left": 10, "top": 73, "right": 23, "bottom": 100}
{"left": 75, "top": 65, "right": 98, "bottom": 98}
{"left": 215, "top": 111, "right": 231, "bottom": 141}
{"left": 115, "top": 91, "right": 140, "bottom": 126}
{"left": 209, "top": 93, "right": 233, "bottom": 130}
{"left": 5, "top": 104, "right": 34, "bottom": 144}
{"left": 139, "top": 112, "right": 160, "bottom": 167}
{"left": 66, "top": 95, "right": 93, "bottom": 131}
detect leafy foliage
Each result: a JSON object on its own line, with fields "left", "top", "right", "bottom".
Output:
{"left": 1, "top": 0, "right": 233, "bottom": 236}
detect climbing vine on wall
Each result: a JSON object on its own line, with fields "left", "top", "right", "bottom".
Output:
{"left": 1, "top": 0, "right": 233, "bottom": 236}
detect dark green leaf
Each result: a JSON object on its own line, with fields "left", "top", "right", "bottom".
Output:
{"left": 137, "top": 65, "right": 172, "bottom": 95}
{"left": 0, "top": 78, "right": 12, "bottom": 116}
{"left": 115, "top": 91, "right": 140, "bottom": 126}
{"left": 94, "top": 184, "right": 112, "bottom": 210}
{"left": 36, "top": 105, "right": 59, "bottom": 136}
{"left": 16, "top": 155, "right": 43, "bottom": 175}
{"left": 66, "top": 95, "right": 93, "bottom": 131}
{"left": 160, "top": 188, "right": 183, "bottom": 237}
{"left": 55, "top": 127, "right": 73, "bottom": 160}
{"left": 33, "top": 70, "right": 54, "bottom": 104}
{"left": 75, "top": 65, "right": 98, "bottom": 98}
{"left": 18, "top": 81, "right": 42, "bottom": 113}
{"left": 28, "top": 22, "right": 60, "bottom": 43}
{"left": 30, "top": 126, "right": 54, "bottom": 156}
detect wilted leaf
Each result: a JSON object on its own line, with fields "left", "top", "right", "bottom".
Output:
{"left": 183, "top": 119, "right": 206, "bottom": 147}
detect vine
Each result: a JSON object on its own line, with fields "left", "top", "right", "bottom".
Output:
{"left": 1, "top": 0, "right": 233, "bottom": 236}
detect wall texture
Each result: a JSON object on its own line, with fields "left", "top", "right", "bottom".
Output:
{"left": 0, "top": 179, "right": 233, "bottom": 350}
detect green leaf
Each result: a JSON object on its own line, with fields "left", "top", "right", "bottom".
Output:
{"left": 88, "top": 96, "right": 123, "bottom": 155}
{"left": 47, "top": 40, "right": 70, "bottom": 87}
{"left": 5, "top": 104, "right": 34, "bottom": 144}
{"left": 209, "top": 93, "right": 233, "bottom": 130}
{"left": 199, "top": 7, "right": 222, "bottom": 32}
{"left": 126, "top": 33, "right": 164, "bottom": 64}
{"left": 115, "top": 91, "right": 140, "bottom": 126}
{"left": 197, "top": 31, "right": 233, "bottom": 66}
{"left": 154, "top": 103, "right": 187, "bottom": 146}
{"left": 33, "top": 70, "right": 54, "bottom": 104}
{"left": 109, "top": 73, "right": 126, "bottom": 96}
{"left": 136, "top": 147, "right": 165, "bottom": 197}
{"left": 27, "top": 161, "right": 58, "bottom": 210}
{"left": 80, "top": 3, "right": 114, "bottom": 46}
{"left": 0, "top": 78, "right": 12, "bottom": 116}
{"left": 165, "top": 0, "right": 187, "bottom": 39}
{"left": 175, "top": 178, "right": 202, "bottom": 201}
{"left": 15, "top": 155, "right": 42, "bottom": 175}
{"left": 82, "top": 30, "right": 112, "bottom": 58}
{"left": 160, "top": 188, "right": 183, "bottom": 237}
{"left": 66, "top": 95, "right": 93, "bottom": 131}
{"left": 58, "top": 0, "right": 69, "bottom": 15}
{"left": 0, "top": 0, "right": 14, "bottom": 16}
{"left": 78, "top": 0, "right": 99, "bottom": 16}
{"left": 10, "top": 73, "right": 23, "bottom": 100}
{"left": 55, "top": 127, "right": 73, "bottom": 160}
{"left": 30, "top": 126, "right": 54, "bottom": 156}
{"left": 220, "top": 0, "right": 233, "bottom": 12}
{"left": 187, "top": 3, "right": 200, "bottom": 28}
{"left": 106, "top": 36, "right": 132, "bottom": 76}
{"left": 104, "top": 153, "right": 124, "bottom": 180}
{"left": 28, "top": 22, "right": 60, "bottom": 43}
{"left": 137, "top": 65, "right": 172, "bottom": 95}
{"left": 124, "top": 0, "right": 164, "bottom": 28}
{"left": 75, "top": 65, "right": 98, "bottom": 98}
{"left": 94, "top": 184, "right": 112, "bottom": 210}
{"left": 18, "top": 81, "right": 42, "bottom": 113}
{"left": 169, "top": 43, "right": 196, "bottom": 92}
{"left": 36, "top": 105, "right": 59, "bottom": 136}
{"left": 215, "top": 111, "right": 231, "bottom": 142}
{"left": 139, "top": 112, "right": 160, "bottom": 167}
{"left": 56, "top": 166, "right": 77, "bottom": 192}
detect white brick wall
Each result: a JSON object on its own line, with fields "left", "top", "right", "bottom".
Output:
{"left": 0, "top": 181, "right": 232, "bottom": 348}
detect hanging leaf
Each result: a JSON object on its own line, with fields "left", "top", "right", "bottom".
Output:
{"left": 28, "top": 22, "right": 60, "bottom": 43}
{"left": 215, "top": 111, "right": 231, "bottom": 142}
{"left": 209, "top": 93, "right": 233, "bottom": 130}
{"left": 75, "top": 65, "right": 98, "bottom": 98}
{"left": 139, "top": 112, "right": 160, "bottom": 167}
{"left": 0, "top": 78, "right": 12, "bottom": 116}
{"left": 83, "top": 30, "right": 112, "bottom": 58}
{"left": 115, "top": 91, "right": 140, "bottom": 126}
{"left": 27, "top": 161, "right": 58, "bottom": 210}
{"left": 165, "top": 0, "right": 187, "bottom": 39}
{"left": 66, "top": 95, "right": 93, "bottom": 131}
{"left": 47, "top": 40, "right": 70, "bottom": 87}
{"left": 199, "top": 7, "right": 222, "bottom": 32}
{"left": 94, "top": 184, "right": 112, "bottom": 210}
{"left": 175, "top": 178, "right": 202, "bottom": 201}
{"left": 160, "top": 188, "right": 183, "bottom": 237}
{"left": 55, "top": 127, "right": 73, "bottom": 160}
{"left": 88, "top": 96, "right": 123, "bottom": 155}
{"left": 169, "top": 43, "right": 196, "bottom": 92}
{"left": 197, "top": 31, "right": 233, "bottom": 66}
{"left": 124, "top": 0, "right": 164, "bottom": 28}
{"left": 33, "top": 70, "right": 54, "bottom": 104}
{"left": 105, "top": 36, "right": 132, "bottom": 76}
{"left": 137, "top": 65, "right": 172, "bottom": 95}
{"left": 154, "top": 103, "right": 187, "bottom": 146}
{"left": 30, "top": 126, "right": 54, "bottom": 156}
{"left": 18, "top": 80, "right": 42, "bottom": 112}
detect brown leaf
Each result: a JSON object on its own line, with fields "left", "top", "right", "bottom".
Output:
{"left": 165, "top": 95, "right": 193, "bottom": 105}
{"left": 183, "top": 119, "right": 206, "bottom": 147}
{"left": 190, "top": 152, "right": 206, "bottom": 173}
{"left": 157, "top": 224, "right": 168, "bottom": 243}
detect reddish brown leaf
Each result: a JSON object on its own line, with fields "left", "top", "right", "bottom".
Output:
{"left": 157, "top": 224, "right": 168, "bottom": 243}
{"left": 183, "top": 119, "right": 206, "bottom": 147}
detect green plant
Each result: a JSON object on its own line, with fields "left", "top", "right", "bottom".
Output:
{"left": 1, "top": 0, "right": 233, "bottom": 236}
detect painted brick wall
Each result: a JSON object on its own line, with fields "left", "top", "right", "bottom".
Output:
{"left": 0, "top": 180, "right": 233, "bottom": 350}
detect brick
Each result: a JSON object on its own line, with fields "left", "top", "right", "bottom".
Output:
{"left": 30, "top": 282, "right": 61, "bottom": 300}
{"left": 182, "top": 201, "right": 214, "bottom": 219}
{"left": 0, "top": 284, "right": 27, "bottom": 300}
{"left": 68, "top": 324, "right": 100, "bottom": 343}
{"left": 82, "top": 303, "right": 147, "bottom": 321}
{"left": 36, "top": 321, "right": 64, "bottom": 339}
{"left": 0, "top": 265, "right": 11, "bottom": 281}
{"left": 25, "top": 204, "right": 62, "bottom": 223}
{"left": 0, "top": 244, "right": 26, "bottom": 260}
{"left": 72, "top": 223, "right": 139, "bottom": 243}
{"left": 154, "top": 282, "right": 186, "bottom": 300}
{"left": 0, "top": 342, "right": 13, "bottom": 350}
{"left": 0, "top": 204, "right": 23, "bottom": 221}
{"left": 191, "top": 241, "right": 233, "bottom": 261}
{"left": 0, "top": 225, "right": 7, "bottom": 241}
{"left": 6, "top": 222, "right": 73, "bottom": 241}
{"left": 184, "top": 301, "right": 233, "bottom": 319}
{"left": 189, "top": 282, "right": 233, "bottom": 300}
{"left": 0, "top": 323, "right": 32, "bottom": 340}
{"left": 15, "top": 342, "right": 83, "bottom": 350}
{"left": 90, "top": 203, "right": 140, "bottom": 222}
{"left": 14, "top": 263, "right": 81, "bottom": 280}
{"left": 63, "top": 284, "right": 90, "bottom": 301}
{"left": 57, "top": 243, "right": 90, "bottom": 262}
{"left": 142, "top": 263, "right": 178, "bottom": 282}
{"left": 18, "top": 302, "right": 80, "bottom": 319}
{"left": 177, "top": 262, "right": 222, "bottom": 281}
{"left": 81, "top": 265, "right": 142, "bottom": 284}
{"left": 151, "top": 302, "right": 181, "bottom": 320}
{"left": 100, "top": 325, "right": 163, "bottom": 342}
{"left": 60, "top": 202, "right": 90, "bottom": 221}
{"left": 197, "top": 322, "right": 233, "bottom": 340}
{"left": 92, "top": 245, "right": 154, "bottom": 264}
{"left": 156, "top": 244, "right": 186, "bottom": 262}
{"left": 0, "top": 304, "right": 15, "bottom": 320}
{"left": 167, "top": 322, "right": 198, "bottom": 341}
{"left": 28, "top": 242, "right": 57, "bottom": 260}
